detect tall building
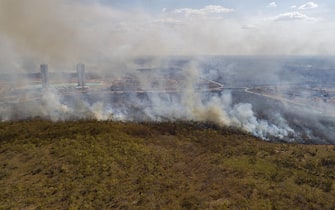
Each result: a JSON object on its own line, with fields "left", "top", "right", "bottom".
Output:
{"left": 76, "top": 63, "right": 86, "bottom": 88}
{"left": 40, "top": 64, "right": 49, "bottom": 88}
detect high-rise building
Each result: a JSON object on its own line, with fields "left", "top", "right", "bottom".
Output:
{"left": 76, "top": 63, "right": 86, "bottom": 88}
{"left": 40, "top": 64, "right": 49, "bottom": 88}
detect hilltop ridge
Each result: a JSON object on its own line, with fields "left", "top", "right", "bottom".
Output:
{"left": 0, "top": 120, "right": 335, "bottom": 209}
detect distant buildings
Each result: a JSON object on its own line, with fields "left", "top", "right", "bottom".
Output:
{"left": 40, "top": 63, "right": 87, "bottom": 89}
{"left": 76, "top": 63, "right": 86, "bottom": 88}
{"left": 40, "top": 64, "right": 49, "bottom": 88}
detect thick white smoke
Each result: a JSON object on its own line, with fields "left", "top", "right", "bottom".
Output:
{"left": 1, "top": 0, "right": 335, "bottom": 70}
{"left": 1, "top": 1, "right": 334, "bottom": 143}
{"left": 0, "top": 61, "right": 295, "bottom": 142}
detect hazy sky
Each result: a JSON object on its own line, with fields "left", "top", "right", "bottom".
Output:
{"left": 70, "top": 0, "right": 335, "bottom": 55}
{"left": 0, "top": 0, "right": 335, "bottom": 67}
{"left": 104, "top": 0, "right": 334, "bottom": 19}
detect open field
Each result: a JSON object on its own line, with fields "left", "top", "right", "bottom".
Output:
{"left": 1, "top": 120, "right": 335, "bottom": 209}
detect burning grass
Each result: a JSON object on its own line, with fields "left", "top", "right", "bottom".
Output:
{"left": 0, "top": 120, "right": 335, "bottom": 209}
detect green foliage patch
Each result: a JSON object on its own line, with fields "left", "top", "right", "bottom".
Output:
{"left": 0, "top": 120, "right": 334, "bottom": 209}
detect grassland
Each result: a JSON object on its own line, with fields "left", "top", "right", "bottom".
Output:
{"left": 0, "top": 120, "right": 335, "bottom": 209}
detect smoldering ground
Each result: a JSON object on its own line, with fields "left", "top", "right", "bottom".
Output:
{"left": 2, "top": 56, "right": 335, "bottom": 143}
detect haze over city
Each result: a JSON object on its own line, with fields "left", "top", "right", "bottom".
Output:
{"left": 1, "top": 1, "right": 335, "bottom": 143}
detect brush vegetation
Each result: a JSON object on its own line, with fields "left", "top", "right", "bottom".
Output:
{"left": 0, "top": 120, "right": 335, "bottom": 209}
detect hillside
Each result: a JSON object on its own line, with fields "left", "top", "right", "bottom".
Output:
{"left": 0, "top": 120, "right": 335, "bottom": 209}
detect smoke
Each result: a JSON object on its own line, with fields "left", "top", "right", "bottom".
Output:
{"left": 1, "top": 1, "right": 335, "bottom": 143}
{"left": 1, "top": 0, "right": 335, "bottom": 69}
{"left": 0, "top": 59, "right": 296, "bottom": 142}
{"left": 0, "top": 0, "right": 82, "bottom": 65}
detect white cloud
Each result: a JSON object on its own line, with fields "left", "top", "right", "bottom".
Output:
{"left": 290, "top": 5, "right": 297, "bottom": 9}
{"left": 272, "top": 12, "right": 317, "bottom": 21}
{"left": 298, "top": 2, "right": 318, "bottom": 10}
{"left": 173, "top": 5, "right": 234, "bottom": 17}
{"left": 267, "top": 2, "right": 277, "bottom": 8}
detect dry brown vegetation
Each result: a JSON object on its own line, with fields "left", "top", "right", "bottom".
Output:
{"left": 0, "top": 120, "right": 335, "bottom": 209}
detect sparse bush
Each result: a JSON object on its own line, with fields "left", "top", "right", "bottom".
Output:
{"left": 295, "top": 173, "right": 333, "bottom": 192}
{"left": 181, "top": 196, "right": 203, "bottom": 210}
{"left": 319, "top": 156, "right": 335, "bottom": 168}
{"left": 273, "top": 157, "right": 297, "bottom": 169}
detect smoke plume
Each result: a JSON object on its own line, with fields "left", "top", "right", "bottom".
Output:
{"left": 1, "top": 1, "right": 335, "bottom": 143}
